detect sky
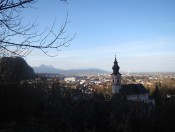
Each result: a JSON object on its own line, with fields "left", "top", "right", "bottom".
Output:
{"left": 23, "top": 0, "right": 175, "bottom": 72}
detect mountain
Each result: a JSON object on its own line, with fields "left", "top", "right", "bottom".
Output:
{"left": 33, "top": 64, "right": 65, "bottom": 73}
{"left": 0, "top": 57, "right": 35, "bottom": 82}
{"left": 33, "top": 64, "right": 110, "bottom": 75}
{"left": 66, "top": 68, "right": 110, "bottom": 75}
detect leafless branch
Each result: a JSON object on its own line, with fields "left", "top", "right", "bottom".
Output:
{"left": 0, "top": 0, "right": 74, "bottom": 57}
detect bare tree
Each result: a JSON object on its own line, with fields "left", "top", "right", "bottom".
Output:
{"left": 0, "top": 0, "right": 74, "bottom": 57}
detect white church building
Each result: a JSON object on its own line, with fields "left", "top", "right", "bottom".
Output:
{"left": 111, "top": 56, "right": 154, "bottom": 104}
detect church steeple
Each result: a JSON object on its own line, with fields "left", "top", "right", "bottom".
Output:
{"left": 111, "top": 55, "right": 122, "bottom": 94}
{"left": 112, "top": 55, "right": 120, "bottom": 75}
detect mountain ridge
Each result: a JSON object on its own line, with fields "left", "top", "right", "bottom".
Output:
{"left": 33, "top": 64, "right": 110, "bottom": 75}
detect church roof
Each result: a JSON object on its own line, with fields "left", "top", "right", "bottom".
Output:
{"left": 121, "top": 84, "right": 148, "bottom": 95}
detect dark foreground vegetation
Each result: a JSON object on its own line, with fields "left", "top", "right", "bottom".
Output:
{"left": 0, "top": 81, "right": 175, "bottom": 132}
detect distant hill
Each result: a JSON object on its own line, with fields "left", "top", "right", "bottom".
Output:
{"left": 0, "top": 57, "right": 35, "bottom": 82}
{"left": 33, "top": 64, "right": 110, "bottom": 75}
{"left": 65, "top": 68, "right": 110, "bottom": 75}
{"left": 33, "top": 64, "right": 65, "bottom": 73}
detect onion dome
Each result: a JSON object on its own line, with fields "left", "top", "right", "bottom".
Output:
{"left": 112, "top": 56, "right": 120, "bottom": 75}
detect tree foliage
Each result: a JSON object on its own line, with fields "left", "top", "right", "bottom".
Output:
{"left": 1, "top": 81, "right": 175, "bottom": 132}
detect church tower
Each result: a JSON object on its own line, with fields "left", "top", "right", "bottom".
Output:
{"left": 112, "top": 56, "right": 121, "bottom": 94}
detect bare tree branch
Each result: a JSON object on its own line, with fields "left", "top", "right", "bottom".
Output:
{"left": 0, "top": 0, "right": 74, "bottom": 57}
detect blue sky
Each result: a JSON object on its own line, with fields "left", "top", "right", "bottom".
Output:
{"left": 24, "top": 0, "right": 175, "bottom": 72}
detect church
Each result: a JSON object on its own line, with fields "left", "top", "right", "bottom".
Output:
{"left": 111, "top": 56, "right": 154, "bottom": 104}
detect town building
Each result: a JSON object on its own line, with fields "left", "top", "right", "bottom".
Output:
{"left": 112, "top": 56, "right": 154, "bottom": 104}
{"left": 64, "top": 77, "right": 76, "bottom": 83}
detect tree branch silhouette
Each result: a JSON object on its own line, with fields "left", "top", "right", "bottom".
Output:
{"left": 0, "top": 0, "right": 74, "bottom": 57}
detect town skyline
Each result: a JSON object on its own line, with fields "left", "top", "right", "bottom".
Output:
{"left": 22, "top": 0, "right": 175, "bottom": 72}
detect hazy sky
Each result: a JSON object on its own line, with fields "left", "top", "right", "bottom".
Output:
{"left": 24, "top": 0, "right": 175, "bottom": 72}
